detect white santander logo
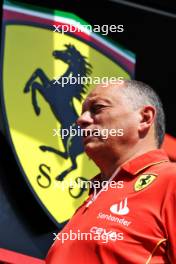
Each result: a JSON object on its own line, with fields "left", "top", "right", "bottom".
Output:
{"left": 110, "top": 198, "right": 129, "bottom": 215}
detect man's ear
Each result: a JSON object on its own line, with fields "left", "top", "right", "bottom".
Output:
{"left": 138, "top": 105, "right": 156, "bottom": 133}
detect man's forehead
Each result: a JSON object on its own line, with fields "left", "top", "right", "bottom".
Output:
{"left": 83, "top": 95, "right": 112, "bottom": 106}
{"left": 84, "top": 83, "right": 125, "bottom": 104}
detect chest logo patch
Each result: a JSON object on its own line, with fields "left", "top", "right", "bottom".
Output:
{"left": 110, "top": 197, "right": 129, "bottom": 215}
{"left": 134, "top": 174, "right": 157, "bottom": 191}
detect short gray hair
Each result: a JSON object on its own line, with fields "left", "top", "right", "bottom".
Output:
{"left": 121, "top": 80, "right": 165, "bottom": 147}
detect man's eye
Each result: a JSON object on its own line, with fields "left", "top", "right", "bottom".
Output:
{"left": 91, "top": 105, "right": 104, "bottom": 113}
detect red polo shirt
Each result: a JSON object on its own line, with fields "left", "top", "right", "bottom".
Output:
{"left": 46, "top": 149, "right": 176, "bottom": 263}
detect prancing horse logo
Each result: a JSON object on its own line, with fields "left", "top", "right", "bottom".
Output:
{"left": 134, "top": 174, "right": 157, "bottom": 191}
{"left": 24, "top": 44, "right": 92, "bottom": 181}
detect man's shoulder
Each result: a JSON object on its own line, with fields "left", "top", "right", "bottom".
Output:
{"left": 156, "top": 160, "right": 176, "bottom": 184}
{"left": 158, "top": 160, "right": 176, "bottom": 173}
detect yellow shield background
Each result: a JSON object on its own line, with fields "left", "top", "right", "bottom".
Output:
{"left": 2, "top": 11, "right": 134, "bottom": 225}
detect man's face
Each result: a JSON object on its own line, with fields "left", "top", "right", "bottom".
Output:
{"left": 77, "top": 83, "right": 141, "bottom": 157}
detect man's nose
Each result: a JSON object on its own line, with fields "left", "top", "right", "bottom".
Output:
{"left": 76, "top": 111, "right": 93, "bottom": 128}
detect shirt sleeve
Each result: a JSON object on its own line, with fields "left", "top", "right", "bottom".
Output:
{"left": 162, "top": 177, "right": 176, "bottom": 263}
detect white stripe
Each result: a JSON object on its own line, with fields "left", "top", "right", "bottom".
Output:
{"left": 3, "top": 4, "right": 135, "bottom": 63}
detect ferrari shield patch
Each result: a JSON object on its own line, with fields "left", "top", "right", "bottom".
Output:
{"left": 134, "top": 174, "right": 157, "bottom": 192}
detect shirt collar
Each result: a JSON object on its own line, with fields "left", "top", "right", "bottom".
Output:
{"left": 91, "top": 149, "right": 169, "bottom": 189}
{"left": 120, "top": 148, "right": 169, "bottom": 176}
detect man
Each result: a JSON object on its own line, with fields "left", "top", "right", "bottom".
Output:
{"left": 46, "top": 80, "right": 176, "bottom": 263}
